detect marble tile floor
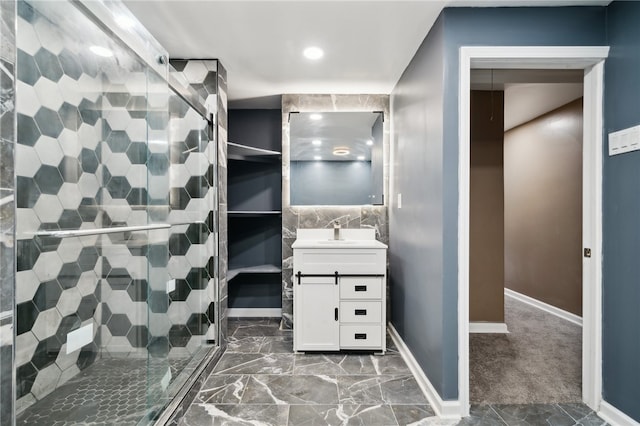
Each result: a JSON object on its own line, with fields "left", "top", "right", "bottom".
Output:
{"left": 180, "top": 319, "right": 609, "bottom": 426}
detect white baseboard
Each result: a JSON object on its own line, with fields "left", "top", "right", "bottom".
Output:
{"left": 599, "top": 401, "right": 640, "bottom": 426}
{"left": 469, "top": 322, "right": 509, "bottom": 334}
{"left": 227, "top": 308, "right": 282, "bottom": 318}
{"left": 388, "top": 323, "right": 462, "bottom": 419}
{"left": 505, "top": 288, "right": 582, "bottom": 326}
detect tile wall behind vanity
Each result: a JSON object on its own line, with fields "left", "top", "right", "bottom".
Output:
{"left": 281, "top": 94, "right": 390, "bottom": 329}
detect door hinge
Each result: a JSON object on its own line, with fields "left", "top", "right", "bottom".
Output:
{"left": 584, "top": 248, "right": 592, "bottom": 258}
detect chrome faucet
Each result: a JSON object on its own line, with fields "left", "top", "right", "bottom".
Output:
{"left": 333, "top": 221, "right": 341, "bottom": 240}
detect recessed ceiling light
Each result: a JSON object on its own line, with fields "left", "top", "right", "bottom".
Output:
{"left": 303, "top": 46, "right": 324, "bottom": 60}
{"left": 366, "top": 139, "right": 374, "bottom": 146}
{"left": 314, "top": 155, "right": 322, "bottom": 161}
{"left": 90, "top": 46, "right": 113, "bottom": 57}
{"left": 312, "top": 139, "right": 322, "bottom": 146}
{"left": 310, "top": 114, "right": 322, "bottom": 121}
{"left": 333, "top": 147, "right": 350, "bottom": 156}
{"left": 357, "top": 155, "right": 365, "bottom": 161}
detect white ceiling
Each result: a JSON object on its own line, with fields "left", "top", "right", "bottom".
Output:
{"left": 123, "top": 0, "right": 610, "bottom": 108}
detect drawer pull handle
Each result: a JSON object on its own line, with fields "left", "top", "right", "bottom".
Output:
{"left": 355, "top": 309, "right": 367, "bottom": 316}
{"left": 354, "top": 285, "right": 367, "bottom": 292}
{"left": 335, "top": 307, "right": 339, "bottom": 321}
{"left": 355, "top": 333, "right": 367, "bottom": 340}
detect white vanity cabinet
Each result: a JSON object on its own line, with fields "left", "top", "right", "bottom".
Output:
{"left": 292, "top": 229, "right": 387, "bottom": 353}
{"left": 294, "top": 276, "right": 340, "bottom": 351}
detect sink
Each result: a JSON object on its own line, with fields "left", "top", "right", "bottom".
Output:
{"left": 317, "top": 240, "right": 357, "bottom": 244}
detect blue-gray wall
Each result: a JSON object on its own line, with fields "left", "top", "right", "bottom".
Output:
{"left": 390, "top": 6, "right": 607, "bottom": 401}
{"left": 390, "top": 14, "right": 448, "bottom": 398}
{"left": 603, "top": 1, "right": 640, "bottom": 421}
{"left": 439, "top": 6, "right": 607, "bottom": 399}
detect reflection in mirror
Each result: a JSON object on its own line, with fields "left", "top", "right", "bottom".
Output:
{"left": 290, "top": 111, "right": 384, "bottom": 205}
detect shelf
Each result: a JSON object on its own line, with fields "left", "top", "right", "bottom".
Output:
{"left": 228, "top": 110, "right": 282, "bottom": 311}
{"left": 228, "top": 141, "right": 281, "bottom": 162}
{"left": 228, "top": 264, "right": 283, "bottom": 281}
{"left": 228, "top": 211, "right": 281, "bottom": 217}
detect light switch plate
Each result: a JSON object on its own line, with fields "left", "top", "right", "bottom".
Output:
{"left": 609, "top": 125, "right": 640, "bottom": 156}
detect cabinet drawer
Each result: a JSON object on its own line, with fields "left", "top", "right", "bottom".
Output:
{"left": 340, "top": 277, "right": 382, "bottom": 299}
{"left": 340, "top": 301, "right": 382, "bottom": 323}
{"left": 340, "top": 325, "right": 382, "bottom": 348}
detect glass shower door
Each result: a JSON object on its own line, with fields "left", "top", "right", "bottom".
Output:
{"left": 14, "top": 1, "right": 218, "bottom": 424}
{"left": 97, "top": 48, "right": 174, "bottom": 422}
{"left": 14, "top": 1, "right": 171, "bottom": 423}
{"left": 140, "top": 68, "right": 219, "bottom": 420}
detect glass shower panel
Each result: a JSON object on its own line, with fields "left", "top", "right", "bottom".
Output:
{"left": 162, "top": 89, "right": 217, "bottom": 395}
{"left": 13, "top": 2, "right": 219, "bottom": 424}
{"left": 14, "top": 1, "right": 122, "bottom": 419}
{"left": 97, "top": 40, "right": 173, "bottom": 421}
{"left": 19, "top": 229, "right": 171, "bottom": 425}
{"left": 12, "top": 0, "right": 190, "bottom": 423}
{"left": 169, "top": 95, "right": 217, "bottom": 342}
{"left": 143, "top": 62, "right": 173, "bottom": 418}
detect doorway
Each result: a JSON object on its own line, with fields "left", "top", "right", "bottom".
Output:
{"left": 469, "top": 73, "right": 584, "bottom": 404}
{"left": 458, "top": 46, "right": 609, "bottom": 417}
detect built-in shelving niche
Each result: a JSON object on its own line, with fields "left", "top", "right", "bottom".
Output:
{"left": 227, "top": 109, "right": 283, "bottom": 315}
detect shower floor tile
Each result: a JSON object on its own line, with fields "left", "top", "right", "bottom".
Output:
{"left": 17, "top": 357, "right": 189, "bottom": 426}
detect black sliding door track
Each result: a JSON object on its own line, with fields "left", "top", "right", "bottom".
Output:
{"left": 296, "top": 271, "right": 385, "bottom": 285}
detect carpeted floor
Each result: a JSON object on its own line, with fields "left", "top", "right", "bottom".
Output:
{"left": 470, "top": 295, "right": 582, "bottom": 405}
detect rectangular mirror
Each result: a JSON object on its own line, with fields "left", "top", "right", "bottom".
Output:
{"left": 289, "top": 111, "right": 384, "bottom": 206}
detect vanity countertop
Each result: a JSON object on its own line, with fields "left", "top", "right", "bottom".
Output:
{"left": 292, "top": 228, "right": 388, "bottom": 249}
{"left": 292, "top": 239, "right": 387, "bottom": 249}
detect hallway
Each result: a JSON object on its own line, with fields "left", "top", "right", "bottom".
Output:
{"left": 470, "top": 296, "right": 582, "bottom": 404}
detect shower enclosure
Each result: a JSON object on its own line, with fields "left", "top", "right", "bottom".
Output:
{"left": 1, "top": 0, "right": 222, "bottom": 424}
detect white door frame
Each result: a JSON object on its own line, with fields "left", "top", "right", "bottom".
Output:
{"left": 458, "top": 46, "right": 609, "bottom": 417}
